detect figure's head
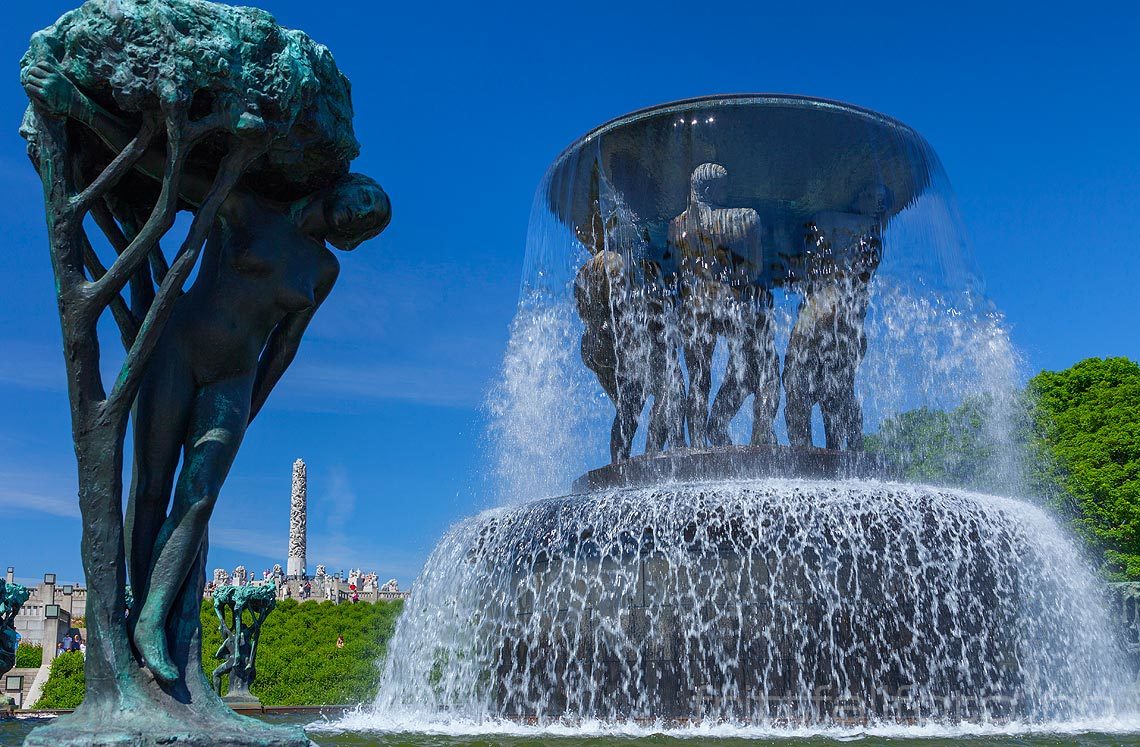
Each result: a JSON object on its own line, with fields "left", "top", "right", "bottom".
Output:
{"left": 320, "top": 173, "right": 391, "bottom": 250}
{"left": 691, "top": 163, "right": 728, "bottom": 207}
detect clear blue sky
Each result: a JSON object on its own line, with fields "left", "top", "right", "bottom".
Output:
{"left": 1, "top": 0, "right": 1138, "bottom": 587}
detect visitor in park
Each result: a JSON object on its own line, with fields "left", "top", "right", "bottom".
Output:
{"left": 62, "top": 633, "right": 72, "bottom": 652}
{"left": 352, "top": 591, "right": 359, "bottom": 603}
{"left": 56, "top": 642, "right": 64, "bottom": 657}
{"left": 335, "top": 634, "right": 345, "bottom": 649}
{"left": 22, "top": 61, "right": 391, "bottom": 684}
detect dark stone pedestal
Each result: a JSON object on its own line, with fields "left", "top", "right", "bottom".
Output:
{"left": 572, "top": 445, "right": 891, "bottom": 493}
{"left": 223, "top": 692, "right": 265, "bottom": 712}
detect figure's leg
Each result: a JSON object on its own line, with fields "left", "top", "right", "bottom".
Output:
{"left": 708, "top": 363, "right": 746, "bottom": 447}
{"left": 667, "top": 358, "right": 687, "bottom": 449}
{"left": 684, "top": 312, "right": 715, "bottom": 448}
{"left": 611, "top": 376, "right": 644, "bottom": 462}
{"left": 645, "top": 356, "right": 668, "bottom": 456}
{"left": 821, "top": 395, "right": 842, "bottom": 450}
{"left": 837, "top": 371, "right": 864, "bottom": 451}
{"left": 751, "top": 325, "right": 781, "bottom": 447}
{"left": 125, "top": 348, "right": 195, "bottom": 624}
{"left": 783, "top": 333, "right": 814, "bottom": 448}
{"left": 134, "top": 373, "right": 254, "bottom": 683}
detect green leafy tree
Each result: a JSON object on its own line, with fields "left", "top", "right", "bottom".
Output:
{"left": 1026, "top": 357, "right": 1140, "bottom": 580}
{"left": 865, "top": 394, "right": 1011, "bottom": 491}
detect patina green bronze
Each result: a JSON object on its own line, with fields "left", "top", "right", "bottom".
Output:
{"left": 19, "top": 1, "right": 389, "bottom": 743}
{"left": 0, "top": 579, "right": 30, "bottom": 678}
{"left": 211, "top": 584, "right": 277, "bottom": 708}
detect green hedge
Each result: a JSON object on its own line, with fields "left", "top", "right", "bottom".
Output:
{"left": 34, "top": 598, "right": 402, "bottom": 708}
{"left": 15, "top": 643, "right": 42, "bottom": 668}
{"left": 34, "top": 650, "right": 85, "bottom": 709}
{"left": 201, "top": 598, "right": 402, "bottom": 706}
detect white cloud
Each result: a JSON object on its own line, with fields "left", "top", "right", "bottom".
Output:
{"left": 0, "top": 488, "right": 77, "bottom": 519}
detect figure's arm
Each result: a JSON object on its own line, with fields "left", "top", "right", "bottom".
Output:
{"left": 249, "top": 309, "right": 317, "bottom": 423}
{"left": 249, "top": 268, "right": 337, "bottom": 423}
{"left": 23, "top": 61, "right": 221, "bottom": 208}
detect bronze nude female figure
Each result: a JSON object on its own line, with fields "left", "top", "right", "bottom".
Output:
{"left": 24, "top": 61, "right": 390, "bottom": 682}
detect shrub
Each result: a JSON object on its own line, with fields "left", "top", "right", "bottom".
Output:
{"left": 34, "top": 650, "right": 85, "bottom": 709}
{"left": 15, "top": 643, "right": 42, "bottom": 668}
{"left": 200, "top": 598, "right": 403, "bottom": 706}
{"left": 34, "top": 598, "right": 402, "bottom": 708}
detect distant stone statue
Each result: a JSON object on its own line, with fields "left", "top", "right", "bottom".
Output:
{"left": 211, "top": 584, "right": 277, "bottom": 706}
{"left": 0, "top": 579, "right": 30, "bottom": 676}
{"left": 784, "top": 188, "right": 886, "bottom": 450}
{"left": 20, "top": 1, "right": 388, "bottom": 743}
{"left": 669, "top": 163, "right": 763, "bottom": 447}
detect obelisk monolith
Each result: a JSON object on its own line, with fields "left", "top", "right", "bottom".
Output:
{"left": 287, "top": 459, "right": 307, "bottom": 579}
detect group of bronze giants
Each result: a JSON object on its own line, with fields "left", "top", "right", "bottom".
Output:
{"left": 575, "top": 163, "right": 885, "bottom": 463}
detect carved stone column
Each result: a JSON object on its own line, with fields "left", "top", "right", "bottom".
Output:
{"left": 287, "top": 459, "right": 307, "bottom": 579}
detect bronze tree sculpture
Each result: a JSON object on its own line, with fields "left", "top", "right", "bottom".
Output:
{"left": 211, "top": 584, "right": 277, "bottom": 706}
{"left": 19, "top": 1, "right": 389, "bottom": 744}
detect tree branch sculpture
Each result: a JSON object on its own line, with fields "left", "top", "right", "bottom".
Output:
{"left": 19, "top": 1, "right": 389, "bottom": 744}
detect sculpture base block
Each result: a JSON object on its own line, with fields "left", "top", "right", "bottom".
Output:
{"left": 572, "top": 444, "right": 891, "bottom": 493}
{"left": 223, "top": 691, "right": 265, "bottom": 712}
{"left": 23, "top": 712, "right": 312, "bottom": 747}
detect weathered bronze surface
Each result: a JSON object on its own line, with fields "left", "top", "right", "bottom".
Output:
{"left": 19, "top": 1, "right": 388, "bottom": 743}
{"left": 0, "top": 579, "right": 30, "bottom": 678}
{"left": 212, "top": 584, "right": 277, "bottom": 707}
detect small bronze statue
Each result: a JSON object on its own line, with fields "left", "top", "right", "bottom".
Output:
{"left": 0, "top": 579, "right": 30, "bottom": 677}
{"left": 669, "top": 163, "right": 763, "bottom": 447}
{"left": 211, "top": 584, "right": 277, "bottom": 705}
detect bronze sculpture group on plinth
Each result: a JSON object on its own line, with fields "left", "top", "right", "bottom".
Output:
{"left": 19, "top": 0, "right": 389, "bottom": 743}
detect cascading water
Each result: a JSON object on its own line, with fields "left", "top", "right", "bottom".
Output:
{"left": 372, "top": 481, "right": 1124, "bottom": 724}
{"left": 346, "top": 96, "right": 1135, "bottom": 734}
